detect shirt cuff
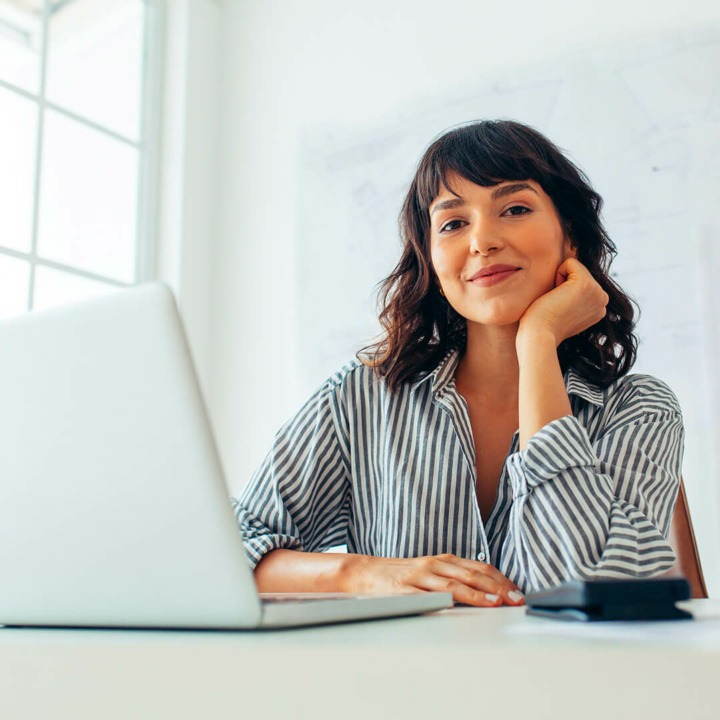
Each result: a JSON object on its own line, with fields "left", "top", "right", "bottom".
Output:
{"left": 232, "top": 498, "right": 305, "bottom": 569}
{"left": 241, "top": 534, "right": 305, "bottom": 570}
{"left": 506, "top": 415, "right": 598, "bottom": 495}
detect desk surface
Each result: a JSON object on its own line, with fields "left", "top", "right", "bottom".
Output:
{"left": 2, "top": 599, "right": 719, "bottom": 720}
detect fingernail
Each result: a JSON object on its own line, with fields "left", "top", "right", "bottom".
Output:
{"left": 485, "top": 593, "right": 500, "bottom": 604}
{"left": 508, "top": 590, "right": 525, "bottom": 603}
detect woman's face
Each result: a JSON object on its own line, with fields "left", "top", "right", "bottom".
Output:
{"left": 429, "top": 173, "right": 574, "bottom": 328}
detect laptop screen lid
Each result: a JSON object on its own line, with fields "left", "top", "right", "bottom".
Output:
{"left": 0, "top": 283, "right": 263, "bottom": 628}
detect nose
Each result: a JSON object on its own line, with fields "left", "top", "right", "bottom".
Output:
{"left": 468, "top": 220, "right": 504, "bottom": 256}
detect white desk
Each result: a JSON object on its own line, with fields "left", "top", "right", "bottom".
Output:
{"left": 1, "top": 600, "right": 719, "bottom": 720}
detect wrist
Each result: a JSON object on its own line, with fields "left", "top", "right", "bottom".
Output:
{"left": 516, "top": 323, "right": 558, "bottom": 358}
{"left": 336, "top": 553, "right": 373, "bottom": 593}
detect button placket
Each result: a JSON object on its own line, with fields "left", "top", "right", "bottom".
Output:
{"left": 435, "top": 384, "right": 490, "bottom": 564}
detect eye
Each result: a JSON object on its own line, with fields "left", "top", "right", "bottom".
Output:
{"left": 504, "top": 205, "right": 531, "bottom": 217}
{"left": 438, "top": 219, "right": 465, "bottom": 233}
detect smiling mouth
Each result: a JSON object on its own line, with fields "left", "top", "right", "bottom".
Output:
{"left": 469, "top": 265, "right": 521, "bottom": 287}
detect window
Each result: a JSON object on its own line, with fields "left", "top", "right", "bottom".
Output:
{"left": 0, "top": 0, "right": 158, "bottom": 317}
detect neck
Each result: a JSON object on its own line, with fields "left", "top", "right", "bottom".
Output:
{"left": 454, "top": 322, "right": 520, "bottom": 409}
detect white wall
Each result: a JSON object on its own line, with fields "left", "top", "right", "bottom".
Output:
{"left": 206, "top": 0, "right": 720, "bottom": 589}
{"left": 157, "top": 0, "right": 221, "bottom": 395}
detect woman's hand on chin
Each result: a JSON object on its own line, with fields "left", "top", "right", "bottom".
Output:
{"left": 344, "top": 553, "right": 525, "bottom": 608}
{"left": 517, "top": 258, "right": 609, "bottom": 349}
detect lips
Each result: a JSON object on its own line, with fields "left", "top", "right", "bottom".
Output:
{"left": 468, "top": 264, "right": 520, "bottom": 288}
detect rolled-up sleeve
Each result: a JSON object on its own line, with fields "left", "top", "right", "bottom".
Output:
{"left": 503, "top": 375, "right": 684, "bottom": 592}
{"left": 231, "top": 378, "right": 351, "bottom": 569}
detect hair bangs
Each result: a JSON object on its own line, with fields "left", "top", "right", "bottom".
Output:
{"left": 415, "top": 125, "right": 556, "bottom": 215}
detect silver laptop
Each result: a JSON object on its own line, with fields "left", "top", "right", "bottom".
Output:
{"left": 0, "top": 282, "right": 452, "bottom": 629}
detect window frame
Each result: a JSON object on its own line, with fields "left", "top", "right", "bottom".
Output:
{"left": 0, "top": 0, "right": 164, "bottom": 311}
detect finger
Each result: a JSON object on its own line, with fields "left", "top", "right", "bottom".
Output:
{"left": 555, "top": 258, "right": 573, "bottom": 279}
{"left": 553, "top": 259, "right": 579, "bottom": 288}
{"left": 446, "top": 557, "right": 525, "bottom": 605}
{"left": 411, "top": 573, "right": 504, "bottom": 607}
{"left": 435, "top": 554, "right": 518, "bottom": 588}
{"left": 557, "top": 256, "right": 585, "bottom": 279}
{"left": 554, "top": 258, "right": 593, "bottom": 292}
{"left": 428, "top": 557, "right": 525, "bottom": 606}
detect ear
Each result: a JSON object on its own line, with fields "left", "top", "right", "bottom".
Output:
{"left": 563, "top": 237, "right": 577, "bottom": 260}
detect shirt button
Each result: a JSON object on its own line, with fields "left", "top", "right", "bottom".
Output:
{"left": 477, "top": 552, "right": 486, "bottom": 561}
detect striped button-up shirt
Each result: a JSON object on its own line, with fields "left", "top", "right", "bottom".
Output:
{"left": 233, "top": 350, "right": 684, "bottom": 592}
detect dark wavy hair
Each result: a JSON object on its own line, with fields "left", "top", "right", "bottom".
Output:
{"left": 361, "top": 119, "right": 638, "bottom": 390}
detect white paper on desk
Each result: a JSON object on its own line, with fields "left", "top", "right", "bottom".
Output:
{"left": 507, "top": 603, "right": 720, "bottom": 649}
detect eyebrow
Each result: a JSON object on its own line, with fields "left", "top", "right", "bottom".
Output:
{"left": 491, "top": 182, "right": 538, "bottom": 201}
{"left": 430, "top": 197, "right": 465, "bottom": 215}
{"left": 430, "top": 182, "right": 538, "bottom": 216}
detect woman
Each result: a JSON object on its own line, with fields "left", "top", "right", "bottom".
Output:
{"left": 232, "top": 119, "right": 684, "bottom": 606}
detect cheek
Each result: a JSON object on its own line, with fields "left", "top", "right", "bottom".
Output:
{"left": 430, "top": 244, "right": 451, "bottom": 277}
{"left": 527, "top": 232, "right": 565, "bottom": 269}
{"left": 519, "top": 238, "right": 563, "bottom": 293}
{"left": 430, "top": 241, "right": 463, "bottom": 279}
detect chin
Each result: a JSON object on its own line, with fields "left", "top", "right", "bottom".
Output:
{"left": 456, "top": 298, "right": 532, "bottom": 328}
{"left": 462, "top": 308, "right": 525, "bottom": 327}
{"left": 468, "top": 317, "right": 523, "bottom": 329}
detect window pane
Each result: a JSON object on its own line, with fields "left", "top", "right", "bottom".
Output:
{"left": 45, "top": 0, "right": 145, "bottom": 140}
{"left": 37, "top": 110, "right": 138, "bottom": 283}
{"left": 0, "top": 86, "right": 37, "bottom": 253}
{"left": 0, "top": 254, "right": 30, "bottom": 318}
{"left": 0, "top": 0, "right": 42, "bottom": 94}
{"left": 33, "top": 265, "right": 117, "bottom": 311}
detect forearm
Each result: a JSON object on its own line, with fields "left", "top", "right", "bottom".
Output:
{"left": 255, "top": 550, "right": 525, "bottom": 605}
{"left": 505, "top": 444, "right": 676, "bottom": 590}
{"left": 254, "top": 548, "right": 363, "bottom": 593}
{"left": 501, "top": 386, "right": 683, "bottom": 591}
{"left": 516, "top": 328, "right": 572, "bottom": 449}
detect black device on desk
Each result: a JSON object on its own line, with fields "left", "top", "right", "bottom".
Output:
{"left": 525, "top": 578, "right": 692, "bottom": 621}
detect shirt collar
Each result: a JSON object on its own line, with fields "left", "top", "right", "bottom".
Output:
{"left": 411, "top": 348, "right": 461, "bottom": 396}
{"left": 564, "top": 367, "right": 605, "bottom": 407}
{"left": 412, "top": 349, "right": 606, "bottom": 407}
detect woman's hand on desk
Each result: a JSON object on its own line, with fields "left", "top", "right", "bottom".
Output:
{"left": 346, "top": 553, "right": 525, "bottom": 607}
{"left": 254, "top": 549, "right": 524, "bottom": 607}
